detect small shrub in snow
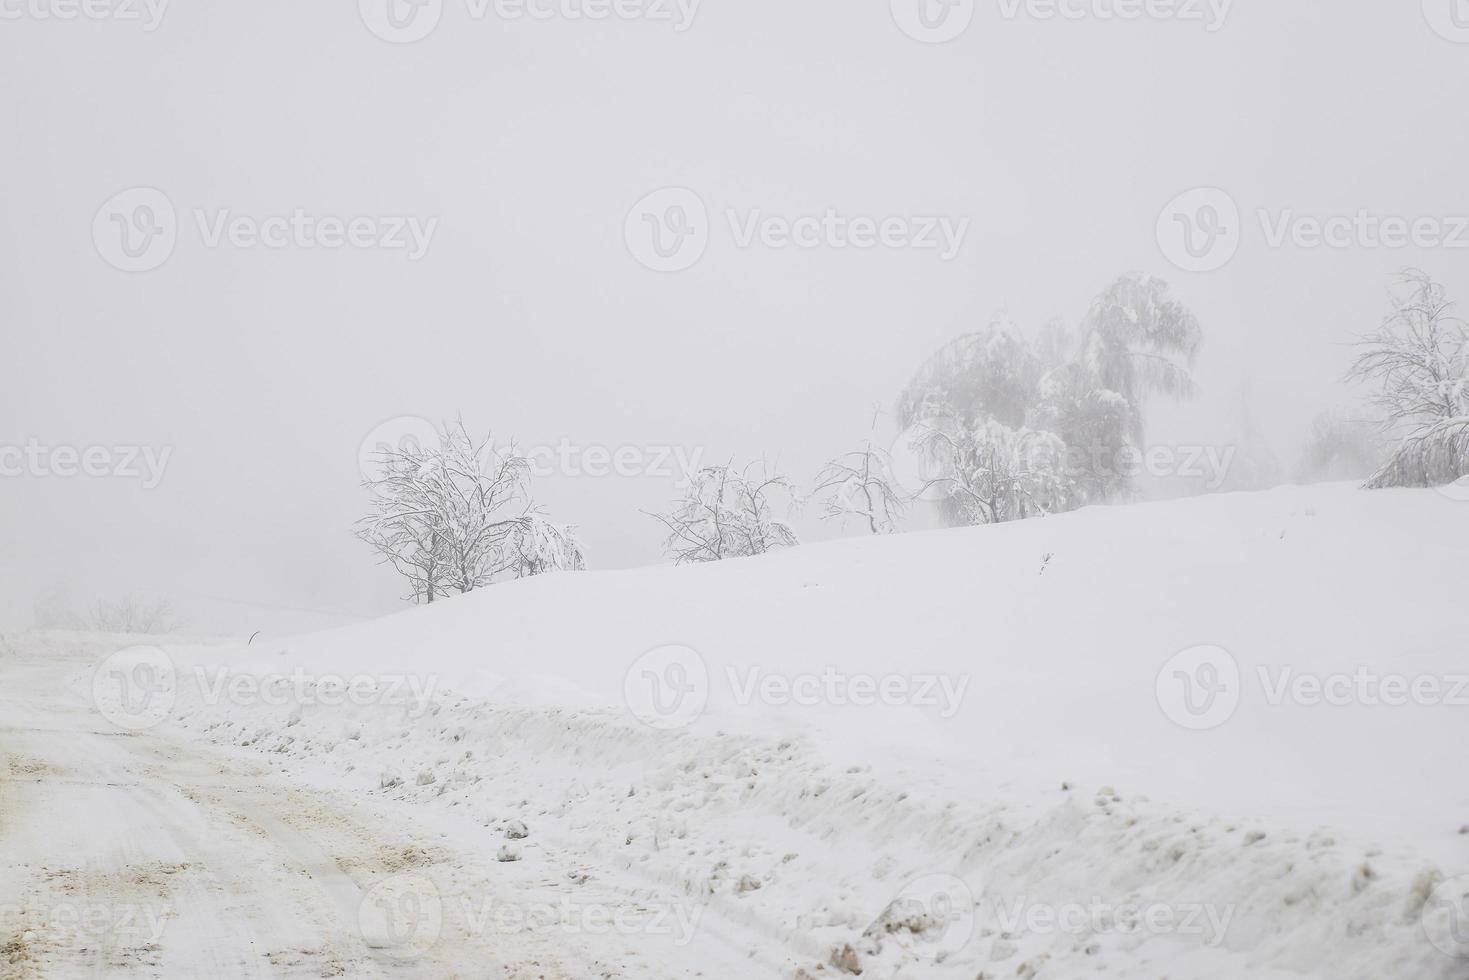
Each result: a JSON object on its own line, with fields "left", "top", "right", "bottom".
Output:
{"left": 646, "top": 462, "right": 798, "bottom": 564}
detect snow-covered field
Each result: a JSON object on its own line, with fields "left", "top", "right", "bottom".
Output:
{"left": 6, "top": 483, "right": 1468, "bottom": 978}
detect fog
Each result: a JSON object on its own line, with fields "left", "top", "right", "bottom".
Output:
{"left": 3, "top": 0, "right": 1466, "bottom": 633}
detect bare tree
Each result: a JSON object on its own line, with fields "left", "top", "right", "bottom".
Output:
{"left": 86, "top": 594, "right": 177, "bottom": 634}
{"left": 1350, "top": 270, "right": 1469, "bottom": 489}
{"left": 356, "top": 420, "right": 540, "bottom": 602}
{"left": 919, "top": 420, "right": 1075, "bottom": 526}
{"left": 815, "top": 413, "right": 908, "bottom": 534}
{"left": 646, "top": 461, "right": 798, "bottom": 564}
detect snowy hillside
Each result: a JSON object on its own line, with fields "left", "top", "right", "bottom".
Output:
{"left": 154, "top": 483, "right": 1469, "bottom": 978}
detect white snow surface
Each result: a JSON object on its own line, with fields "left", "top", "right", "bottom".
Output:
{"left": 151, "top": 483, "right": 1467, "bottom": 977}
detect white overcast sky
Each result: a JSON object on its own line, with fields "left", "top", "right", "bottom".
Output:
{"left": 2, "top": 1, "right": 1466, "bottom": 633}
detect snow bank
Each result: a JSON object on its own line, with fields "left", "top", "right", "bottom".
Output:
{"left": 161, "top": 483, "right": 1469, "bottom": 978}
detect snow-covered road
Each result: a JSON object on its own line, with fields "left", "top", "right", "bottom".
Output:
{"left": 0, "top": 634, "right": 588, "bottom": 978}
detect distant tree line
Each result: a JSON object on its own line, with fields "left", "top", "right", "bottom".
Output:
{"left": 358, "top": 270, "right": 1467, "bottom": 592}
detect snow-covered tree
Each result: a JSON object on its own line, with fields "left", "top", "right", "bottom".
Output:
{"left": 647, "top": 461, "right": 798, "bottom": 564}
{"left": 919, "top": 419, "right": 1076, "bottom": 526}
{"left": 897, "top": 274, "right": 1203, "bottom": 513}
{"left": 87, "top": 594, "right": 177, "bottom": 634}
{"left": 32, "top": 587, "right": 177, "bottom": 633}
{"left": 1350, "top": 270, "right": 1469, "bottom": 490}
{"left": 1078, "top": 272, "right": 1203, "bottom": 443}
{"left": 897, "top": 314, "right": 1040, "bottom": 430}
{"left": 1029, "top": 361, "right": 1131, "bottom": 504}
{"left": 815, "top": 414, "right": 908, "bottom": 535}
{"left": 356, "top": 419, "right": 582, "bottom": 602}
{"left": 506, "top": 514, "right": 587, "bottom": 578}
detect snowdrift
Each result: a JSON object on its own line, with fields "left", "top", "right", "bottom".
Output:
{"left": 165, "top": 483, "right": 1469, "bottom": 979}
